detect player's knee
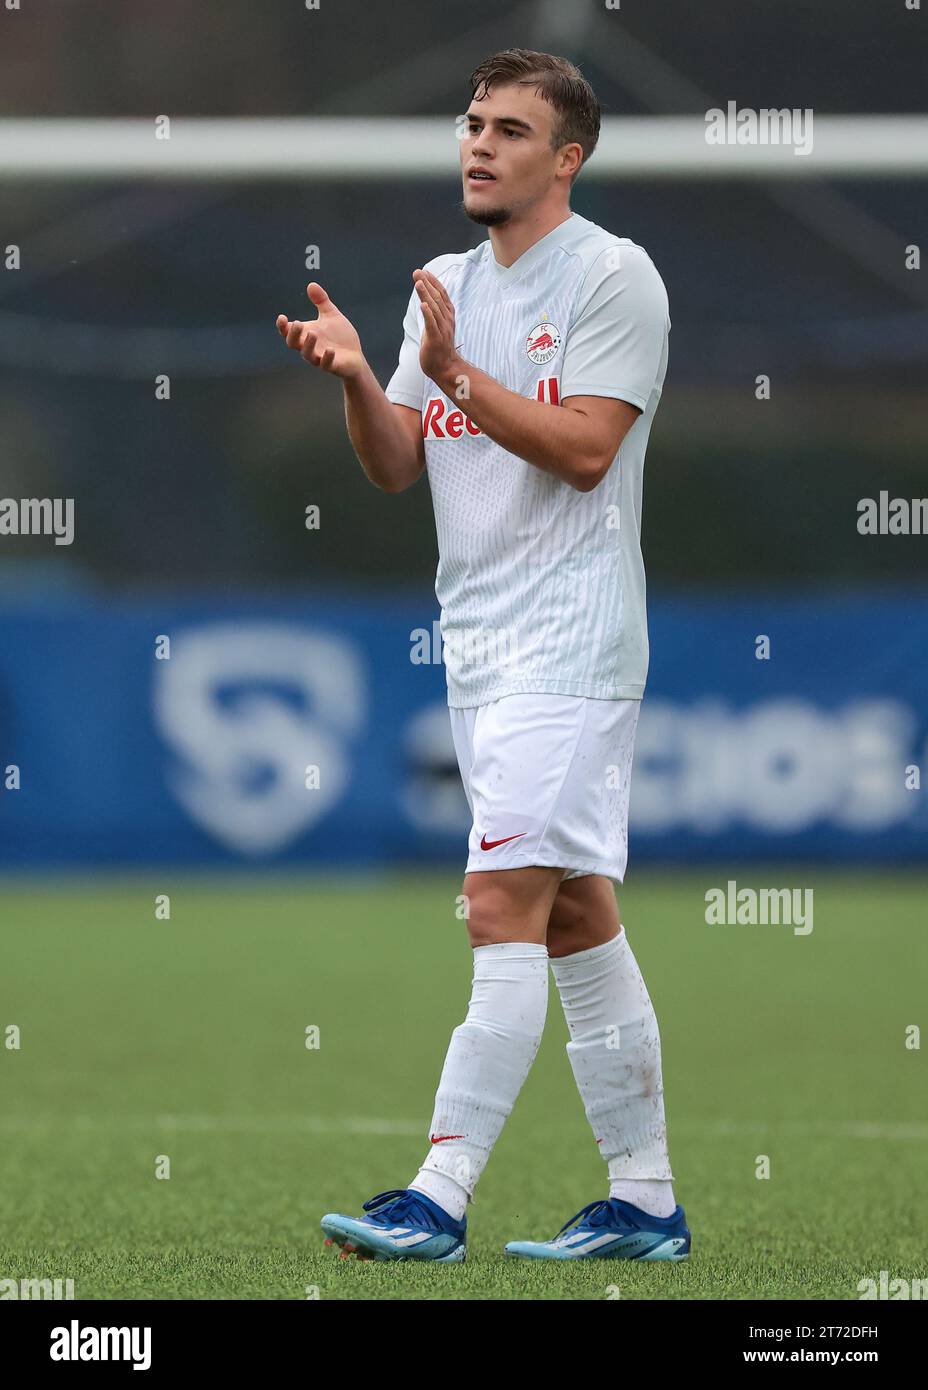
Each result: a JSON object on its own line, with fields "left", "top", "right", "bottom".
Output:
{"left": 461, "top": 867, "right": 563, "bottom": 947}
{"left": 546, "top": 898, "right": 589, "bottom": 955}
{"left": 462, "top": 883, "right": 530, "bottom": 947}
{"left": 464, "top": 906, "right": 519, "bottom": 947}
{"left": 546, "top": 882, "right": 622, "bottom": 957}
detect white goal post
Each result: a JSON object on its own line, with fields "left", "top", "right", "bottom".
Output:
{"left": 0, "top": 116, "right": 926, "bottom": 180}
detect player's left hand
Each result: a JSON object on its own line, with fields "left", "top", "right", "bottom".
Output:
{"left": 413, "top": 269, "right": 460, "bottom": 383}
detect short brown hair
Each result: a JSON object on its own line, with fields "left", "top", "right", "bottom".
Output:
{"left": 469, "top": 48, "right": 601, "bottom": 184}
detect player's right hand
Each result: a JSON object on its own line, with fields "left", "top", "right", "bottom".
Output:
{"left": 276, "top": 283, "right": 365, "bottom": 379}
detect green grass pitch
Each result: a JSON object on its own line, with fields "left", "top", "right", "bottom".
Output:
{"left": 1, "top": 870, "right": 925, "bottom": 1300}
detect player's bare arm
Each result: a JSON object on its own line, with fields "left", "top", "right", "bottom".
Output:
{"left": 277, "top": 282, "right": 424, "bottom": 493}
{"left": 414, "top": 267, "right": 639, "bottom": 492}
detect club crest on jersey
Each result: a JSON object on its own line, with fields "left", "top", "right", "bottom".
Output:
{"left": 526, "top": 322, "right": 561, "bottom": 365}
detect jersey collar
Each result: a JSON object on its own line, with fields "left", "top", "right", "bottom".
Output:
{"left": 486, "top": 212, "right": 583, "bottom": 287}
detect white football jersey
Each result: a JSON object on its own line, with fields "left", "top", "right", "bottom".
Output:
{"left": 385, "top": 211, "right": 670, "bottom": 708}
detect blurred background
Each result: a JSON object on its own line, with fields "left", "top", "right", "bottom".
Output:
{"left": 0, "top": 0, "right": 926, "bottom": 871}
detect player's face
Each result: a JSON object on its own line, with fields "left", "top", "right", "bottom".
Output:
{"left": 460, "top": 83, "right": 570, "bottom": 226}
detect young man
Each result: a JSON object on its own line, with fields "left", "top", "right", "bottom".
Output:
{"left": 277, "top": 48, "right": 689, "bottom": 1264}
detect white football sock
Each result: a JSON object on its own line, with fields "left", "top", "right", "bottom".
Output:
{"left": 608, "top": 1174, "right": 677, "bottom": 1218}
{"left": 550, "top": 930, "right": 676, "bottom": 1218}
{"left": 409, "top": 941, "right": 549, "bottom": 1221}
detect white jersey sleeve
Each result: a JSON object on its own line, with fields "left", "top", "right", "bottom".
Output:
{"left": 559, "top": 244, "right": 670, "bottom": 412}
{"left": 384, "top": 286, "right": 425, "bottom": 409}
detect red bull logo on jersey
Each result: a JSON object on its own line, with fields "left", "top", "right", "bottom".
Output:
{"left": 526, "top": 321, "right": 561, "bottom": 365}
{"left": 422, "top": 397, "right": 484, "bottom": 438}
{"left": 423, "top": 380, "right": 560, "bottom": 438}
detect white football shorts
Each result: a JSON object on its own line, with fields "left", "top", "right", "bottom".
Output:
{"left": 449, "top": 692, "right": 640, "bottom": 884}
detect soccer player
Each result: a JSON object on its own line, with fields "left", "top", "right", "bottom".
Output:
{"left": 277, "top": 48, "right": 689, "bottom": 1264}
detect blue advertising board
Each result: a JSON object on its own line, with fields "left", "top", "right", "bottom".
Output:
{"left": 0, "top": 589, "right": 925, "bottom": 868}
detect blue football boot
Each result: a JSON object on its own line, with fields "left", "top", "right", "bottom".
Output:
{"left": 321, "top": 1188, "right": 466, "bottom": 1263}
{"left": 505, "top": 1197, "right": 690, "bottom": 1261}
